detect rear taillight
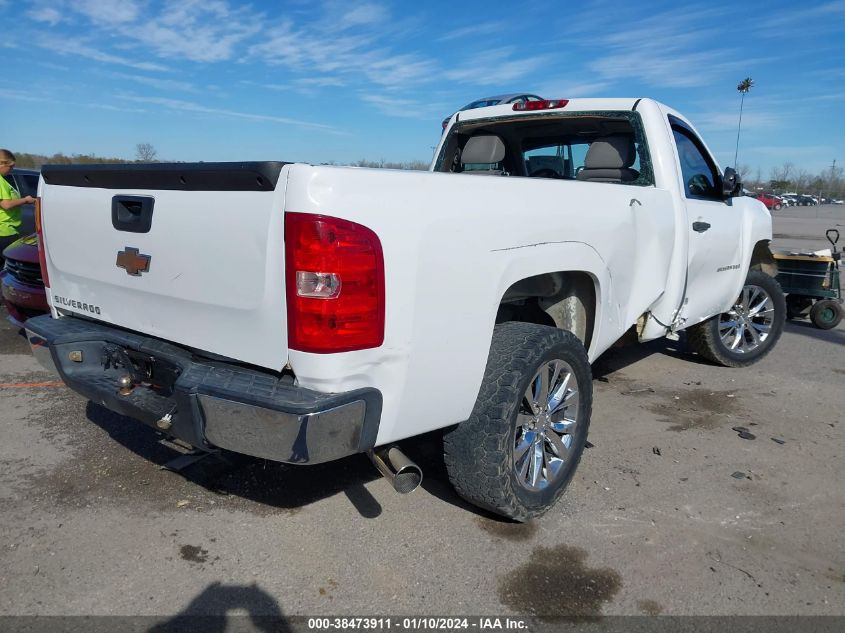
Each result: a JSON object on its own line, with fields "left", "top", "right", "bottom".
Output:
{"left": 512, "top": 99, "right": 569, "bottom": 111}
{"left": 285, "top": 213, "right": 385, "bottom": 353}
{"left": 34, "top": 198, "right": 50, "bottom": 288}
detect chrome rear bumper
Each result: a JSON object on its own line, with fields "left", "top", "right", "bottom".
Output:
{"left": 25, "top": 315, "right": 381, "bottom": 465}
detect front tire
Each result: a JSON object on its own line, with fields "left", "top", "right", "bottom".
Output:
{"left": 443, "top": 322, "right": 592, "bottom": 522}
{"left": 687, "top": 270, "right": 786, "bottom": 367}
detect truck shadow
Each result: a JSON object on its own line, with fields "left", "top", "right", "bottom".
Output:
{"left": 77, "top": 335, "right": 709, "bottom": 523}
{"left": 592, "top": 334, "right": 705, "bottom": 379}
{"left": 85, "top": 401, "right": 384, "bottom": 518}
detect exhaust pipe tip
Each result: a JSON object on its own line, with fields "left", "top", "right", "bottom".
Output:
{"left": 368, "top": 445, "right": 422, "bottom": 494}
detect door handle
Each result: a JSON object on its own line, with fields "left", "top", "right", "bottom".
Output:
{"left": 692, "top": 221, "right": 711, "bottom": 233}
{"left": 112, "top": 195, "right": 154, "bottom": 233}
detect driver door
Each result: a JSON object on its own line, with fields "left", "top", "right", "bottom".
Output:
{"left": 671, "top": 119, "right": 745, "bottom": 324}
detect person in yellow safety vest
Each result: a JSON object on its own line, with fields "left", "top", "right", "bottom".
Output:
{"left": 0, "top": 149, "right": 36, "bottom": 267}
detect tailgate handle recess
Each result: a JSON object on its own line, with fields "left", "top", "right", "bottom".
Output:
{"left": 112, "top": 195, "right": 154, "bottom": 233}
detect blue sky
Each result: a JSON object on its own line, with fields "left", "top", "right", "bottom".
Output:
{"left": 3, "top": 0, "right": 844, "bottom": 176}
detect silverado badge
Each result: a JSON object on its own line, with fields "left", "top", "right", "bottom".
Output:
{"left": 116, "top": 247, "right": 151, "bottom": 276}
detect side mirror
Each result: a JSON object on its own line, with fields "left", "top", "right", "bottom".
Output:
{"left": 722, "top": 167, "right": 741, "bottom": 198}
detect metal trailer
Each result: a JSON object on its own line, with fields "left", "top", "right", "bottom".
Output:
{"left": 775, "top": 229, "right": 843, "bottom": 330}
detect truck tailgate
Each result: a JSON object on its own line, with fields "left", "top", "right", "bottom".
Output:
{"left": 39, "top": 162, "right": 289, "bottom": 371}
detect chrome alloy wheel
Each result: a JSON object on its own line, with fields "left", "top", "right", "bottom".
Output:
{"left": 719, "top": 284, "right": 775, "bottom": 354}
{"left": 513, "top": 360, "right": 579, "bottom": 491}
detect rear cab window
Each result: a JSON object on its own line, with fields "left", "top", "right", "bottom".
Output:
{"left": 436, "top": 111, "right": 653, "bottom": 186}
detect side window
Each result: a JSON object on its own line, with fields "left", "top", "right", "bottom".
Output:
{"left": 672, "top": 127, "right": 720, "bottom": 200}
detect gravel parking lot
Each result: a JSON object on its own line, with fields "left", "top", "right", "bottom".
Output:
{"left": 0, "top": 209, "right": 843, "bottom": 626}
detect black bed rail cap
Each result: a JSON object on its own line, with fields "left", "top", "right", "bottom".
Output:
{"left": 41, "top": 161, "right": 288, "bottom": 192}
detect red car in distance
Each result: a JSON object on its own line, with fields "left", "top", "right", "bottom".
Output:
{"left": 1, "top": 233, "right": 49, "bottom": 328}
{"left": 755, "top": 192, "right": 783, "bottom": 210}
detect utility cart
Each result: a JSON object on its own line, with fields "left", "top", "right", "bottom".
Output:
{"left": 774, "top": 229, "right": 843, "bottom": 330}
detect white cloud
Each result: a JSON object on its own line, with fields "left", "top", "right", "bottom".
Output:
{"left": 73, "top": 0, "right": 141, "bottom": 25}
{"left": 4, "top": 90, "right": 57, "bottom": 104}
{"left": 48, "top": 0, "right": 261, "bottom": 64}
{"left": 119, "top": 95, "right": 344, "bottom": 133}
{"left": 758, "top": 0, "right": 845, "bottom": 29}
{"left": 577, "top": 7, "right": 762, "bottom": 89}
{"left": 256, "top": 82, "right": 291, "bottom": 92}
{"left": 365, "top": 55, "right": 438, "bottom": 88}
{"left": 5, "top": 89, "right": 147, "bottom": 113}
{"left": 436, "top": 21, "right": 505, "bottom": 43}
{"left": 28, "top": 6, "right": 63, "bottom": 26}
{"left": 249, "top": 2, "right": 443, "bottom": 94}
{"left": 85, "top": 102, "right": 147, "bottom": 113}
{"left": 360, "top": 94, "right": 445, "bottom": 119}
{"left": 334, "top": 3, "right": 388, "bottom": 29}
{"left": 37, "top": 37, "right": 169, "bottom": 72}
{"left": 692, "top": 109, "right": 782, "bottom": 133}
{"left": 107, "top": 72, "right": 197, "bottom": 92}
{"left": 252, "top": 20, "right": 373, "bottom": 72}
{"left": 535, "top": 80, "right": 610, "bottom": 98}
{"left": 120, "top": 1, "right": 262, "bottom": 63}
{"left": 295, "top": 77, "right": 347, "bottom": 88}
{"left": 445, "top": 48, "right": 546, "bottom": 86}
{"left": 589, "top": 50, "right": 742, "bottom": 88}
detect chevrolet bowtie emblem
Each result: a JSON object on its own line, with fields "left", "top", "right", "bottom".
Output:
{"left": 116, "top": 247, "right": 151, "bottom": 276}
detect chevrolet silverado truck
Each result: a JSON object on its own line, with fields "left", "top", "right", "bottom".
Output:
{"left": 25, "top": 98, "right": 785, "bottom": 521}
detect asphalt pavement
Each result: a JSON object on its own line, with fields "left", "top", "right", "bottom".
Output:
{"left": 0, "top": 207, "right": 843, "bottom": 626}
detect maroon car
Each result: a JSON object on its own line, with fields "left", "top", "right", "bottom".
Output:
{"left": 1, "top": 233, "right": 49, "bottom": 328}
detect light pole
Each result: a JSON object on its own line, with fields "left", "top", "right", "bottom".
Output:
{"left": 734, "top": 77, "right": 754, "bottom": 168}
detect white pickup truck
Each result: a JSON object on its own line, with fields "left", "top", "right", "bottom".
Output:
{"left": 26, "top": 98, "right": 784, "bottom": 521}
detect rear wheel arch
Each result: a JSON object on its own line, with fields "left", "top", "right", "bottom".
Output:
{"left": 495, "top": 271, "right": 597, "bottom": 352}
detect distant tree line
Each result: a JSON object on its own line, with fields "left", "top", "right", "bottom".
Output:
{"left": 342, "top": 159, "right": 429, "bottom": 170}
{"left": 13, "top": 152, "right": 135, "bottom": 168}
{"left": 12, "top": 149, "right": 430, "bottom": 172}
{"left": 737, "top": 162, "right": 843, "bottom": 199}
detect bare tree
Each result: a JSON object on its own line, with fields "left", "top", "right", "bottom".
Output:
{"left": 135, "top": 143, "right": 158, "bottom": 162}
{"left": 793, "top": 169, "right": 812, "bottom": 192}
{"left": 769, "top": 162, "right": 794, "bottom": 184}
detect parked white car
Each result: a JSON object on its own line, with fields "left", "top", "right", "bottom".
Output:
{"left": 27, "top": 98, "right": 785, "bottom": 520}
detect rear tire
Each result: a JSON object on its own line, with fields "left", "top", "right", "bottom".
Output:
{"left": 810, "top": 299, "right": 843, "bottom": 330}
{"left": 443, "top": 322, "right": 592, "bottom": 522}
{"left": 686, "top": 271, "right": 786, "bottom": 367}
